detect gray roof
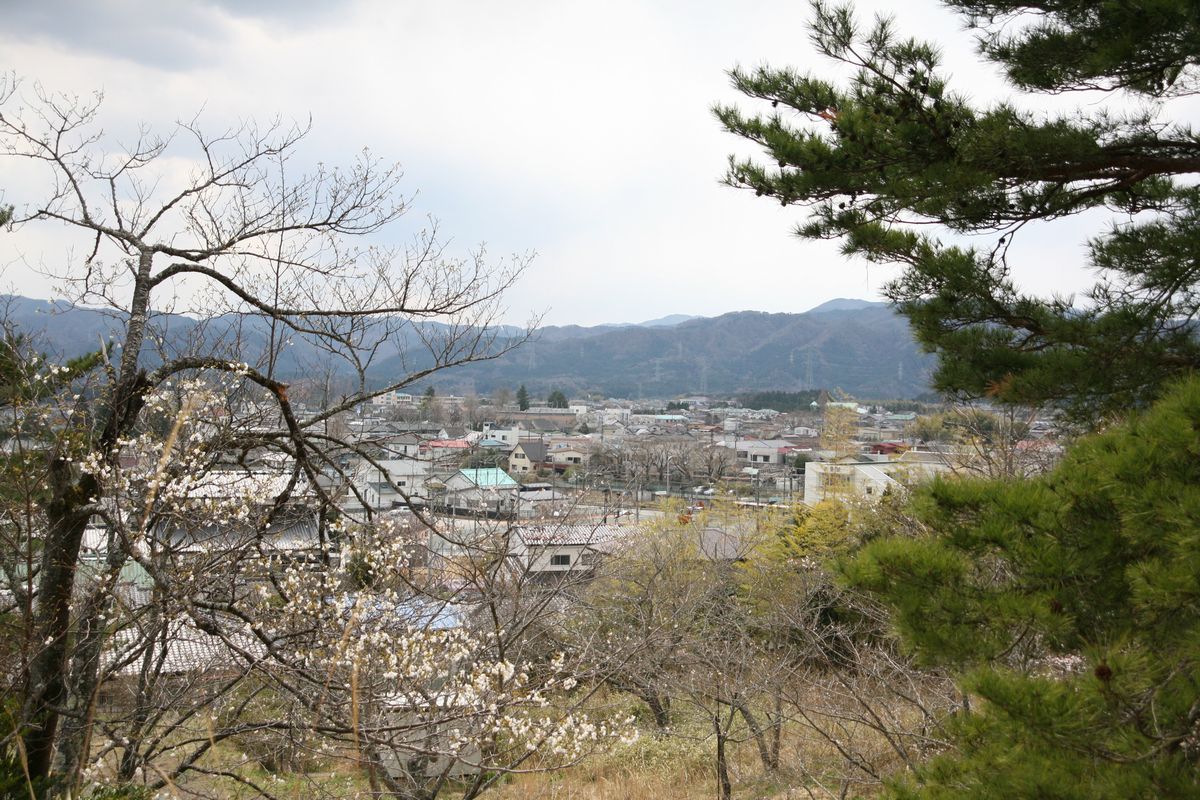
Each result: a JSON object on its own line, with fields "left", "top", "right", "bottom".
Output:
{"left": 155, "top": 512, "right": 321, "bottom": 553}
{"left": 515, "top": 440, "right": 548, "bottom": 462}
{"left": 517, "top": 523, "right": 631, "bottom": 547}
{"left": 104, "top": 619, "right": 264, "bottom": 677}
{"left": 696, "top": 524, "right": 753, "bottom": 561}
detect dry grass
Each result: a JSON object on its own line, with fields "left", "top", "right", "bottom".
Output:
{"left": 482, "top": 719, "right": 889, "bottom": 800}
{"left": 82, "top": 672, "right": 930, "bottom": 798}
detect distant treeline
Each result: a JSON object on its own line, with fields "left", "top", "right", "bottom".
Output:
{"left": 738, "top": 390, "right": 822, "bottom": 412}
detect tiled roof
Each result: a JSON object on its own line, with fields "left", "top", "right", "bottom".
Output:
{"left": 517, "top": 523, "right": 631, "bottom": 547}
{"left": 104, "top": 619, "right": 264, "bottom": 677}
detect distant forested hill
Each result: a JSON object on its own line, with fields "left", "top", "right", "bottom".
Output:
{"left": 1, "top": 296, "right": 934, "bottom": 399}
{"left": 441, "top": 302, "right": 933, "bottom": 398}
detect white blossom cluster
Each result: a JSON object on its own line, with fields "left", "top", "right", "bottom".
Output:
{"left": 247, "top": 523, "right": 637, "bottom": 778}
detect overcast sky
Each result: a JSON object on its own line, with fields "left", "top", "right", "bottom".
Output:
{"left": 0, "top": 1, "right": 1140, "bottom": 326}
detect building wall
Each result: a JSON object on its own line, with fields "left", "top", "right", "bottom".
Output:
{"left": 803, "top": 459, "right": 950, "bottom": 505}
{"left": 525, "top": 545, "right": 596, "bottom": 573}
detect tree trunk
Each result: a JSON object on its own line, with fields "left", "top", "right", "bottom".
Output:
{"left": 735, "top": 700, "right": 776, "bottom": 773}
{"left": 21, "top": 460, "right": 93, "bottom": 783}
{"left": 22, "top": 248, "right": 156, "bottom": 787}
{"left": 641, "top": 690, "right": 672, "bottom": 731}
{"left": 714, "top": 713, "right": 732, "bottom": 800}
{"left": 55, "top": 530, "right": 131, "bottom": 793}
{"left": 769, "top": 688, "right": 783, "bottom": 772}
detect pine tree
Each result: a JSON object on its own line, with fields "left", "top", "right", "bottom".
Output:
{"left": 720, "top": 6, "right": 1200, "bottom": 795}
{"left": 716, "top": 1, "right": 1200, "bottom": 424}
{"left": 517, "top": 384, "right": 530, "bottom": 411}
{"left": 418, "top": 384, "right": 436, "bottom": 420}
{"left": 842, "top": 376, "right": 1200, "bottom": 798}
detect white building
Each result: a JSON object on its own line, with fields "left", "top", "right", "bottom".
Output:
{"left": 509, "top": 522, "right": 633, "bottom": 576}
{"left": 803, "top": 450, "right": 951, "bottom": 505}
{"left": 481, "top": 424, "right": 525, "bottom": 446}
{"left": 370, "top": 390, "right": 415, "bottom": 409}
{"left": 349, "top": 457, "right": 432, "bottom": 511}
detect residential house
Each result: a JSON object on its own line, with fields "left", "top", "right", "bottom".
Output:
{"left": 549, "top": 448, "right": 590, "bottom": 472}
{"left": 420, "top": 438, "right": 472, "bottom": 472}
{"left": 379, "top": 432, "right": 423, "bottom": 459}
{"left": 509, "top": 522, "right": 632, "bottom": 578}
{"left": 480, "top": 424, "right": 526, "bottom": 446}
{"left": 507, "top": 439, "right": 548, "bottom": 475}
{"left": 728, "top": 438, "right": 797, "bottom": 466}
{"left": 514, "top": 483, "right": 571, "bottom": 519}
{"left": 349, "top": 457, "right": 432, "bottom": 511}
{"left": 441, "top": 468, "right": 519, "bottom": 515}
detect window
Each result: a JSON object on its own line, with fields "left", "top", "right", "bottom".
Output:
{"left": 550, "top": 554, "right": 571, "bottom": 567}
{"left": 821, "top": 468, "right": 853, "bottom": 495}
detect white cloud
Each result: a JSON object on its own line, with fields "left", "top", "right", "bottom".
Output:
{"left": 0, "top": 1, "right": 1131, "bottom": 326}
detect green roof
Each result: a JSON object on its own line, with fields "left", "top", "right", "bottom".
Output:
{"left": 457, "top": 468, "right": 517, "bottom": 487}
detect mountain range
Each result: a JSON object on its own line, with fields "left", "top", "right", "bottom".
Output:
{"left": 0, "top": 296, "right": 934, "bottom": 399}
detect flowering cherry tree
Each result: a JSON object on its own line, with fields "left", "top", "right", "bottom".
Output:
{"left": 0, "top": 74, "right": 560, "bottom": 797}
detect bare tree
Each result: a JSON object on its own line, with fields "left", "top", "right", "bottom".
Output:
{"left": 906, "top": 404, "right": 1062, "bottom": 479}
{"left": 567, "top": 499, "right": 961, "bottom": 800}
{"left": 0, "top": 76, "right": 536, "bottom": 796}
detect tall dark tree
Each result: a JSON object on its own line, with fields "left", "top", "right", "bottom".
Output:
{"left": 516, "top": 383, "right": 530, "bottom": 411}
{"left": 720, "top": 4, "right": 1200, "bottom": 797}
{"left": 717, "top": 1, "right": 1200, "bottom": 424}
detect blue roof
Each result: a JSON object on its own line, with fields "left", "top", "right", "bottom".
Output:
{"left": 457, "top": 468, "right": 518, "bottom": 487}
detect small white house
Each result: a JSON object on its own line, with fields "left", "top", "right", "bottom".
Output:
{"left": 549, "top": 447, "right": 587, "bottom": 469}
{"left": 509, "top": 523, "right": 632, "bottom": 575}
{"left": 352, "top": 457, "right": 432, "bottom": 510}
{"left": 802, "top": 451, "right": 951, "bottom": 505}
{"left": 481, "top": 424, "right": 525, "bottom": 446}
